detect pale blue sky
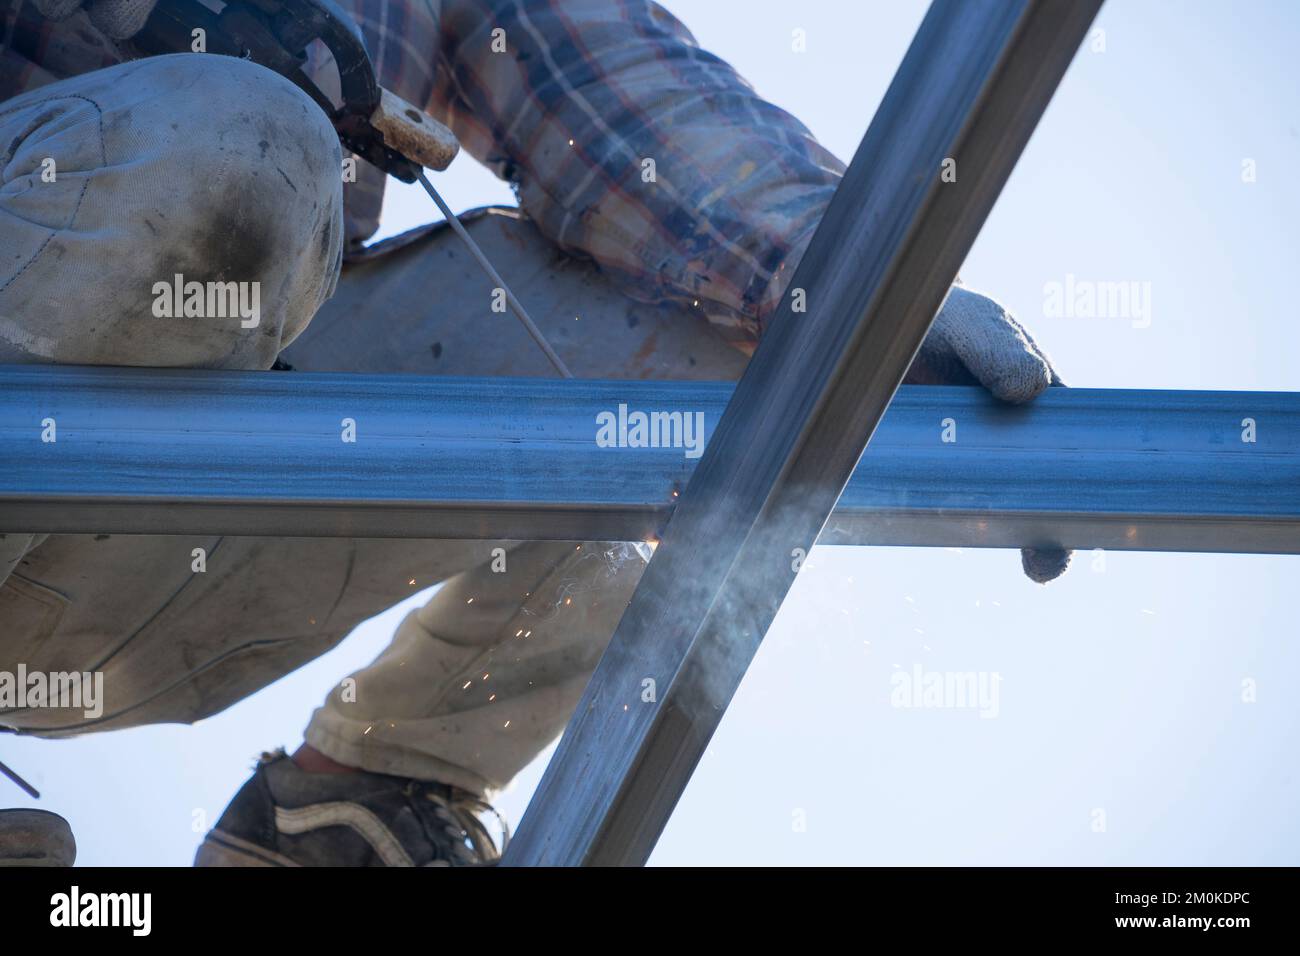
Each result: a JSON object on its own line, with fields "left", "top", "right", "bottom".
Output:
{"left": 5, "top": 0, "right": 1298, "bottom": 865}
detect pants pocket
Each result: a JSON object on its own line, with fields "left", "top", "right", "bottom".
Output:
{"left": 0, "top": 573, "right": 72, "bottom": 727}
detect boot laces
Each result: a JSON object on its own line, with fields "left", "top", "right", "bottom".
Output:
{"left": 418, "top": 786, "right": 509, "bottom": 865}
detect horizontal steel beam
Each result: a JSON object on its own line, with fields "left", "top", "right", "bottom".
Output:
{"left": 1, "top": 365, "right": 1295, "bottom": 554}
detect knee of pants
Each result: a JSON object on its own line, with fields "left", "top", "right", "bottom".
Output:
{"left": 0, "top": 54, "right": 344, "bottom": 369}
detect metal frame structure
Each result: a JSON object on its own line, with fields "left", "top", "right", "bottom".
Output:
{"left": 3, "top": 367, "right": 1297, "bottom": 554}
{"left": 2, "top": 0, "right": 1293, "bottom": 864}
{"left": 501, "top": 0, "right": 1104, "bottom": 866}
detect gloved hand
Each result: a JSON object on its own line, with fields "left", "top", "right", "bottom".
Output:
{"left": 905, "top": 284, "right": 1072, "bottom": 584}
{"left": 33, "top": 0, "right": 158, "bottom": 40}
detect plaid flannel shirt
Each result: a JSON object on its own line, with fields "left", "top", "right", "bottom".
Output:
{"left": 1, "top": 0, "right": 844, "bottom": 343}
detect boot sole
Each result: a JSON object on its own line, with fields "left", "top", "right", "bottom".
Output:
{"left": 195, "top": 829, "right": 301, "bottom": 867}
{"left": 0, "top": 809, "right": 76, "bottom": 866}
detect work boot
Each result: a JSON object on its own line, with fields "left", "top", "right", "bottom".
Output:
{"left": 0, "top": 809, "right": 76, "bottom": 866}
{"left": 195, "top": 750, "right": 502, "bottom": 866}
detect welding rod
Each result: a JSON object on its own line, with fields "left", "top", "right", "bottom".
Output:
{"left": 417, "top": 172, "right": 574, "bottom": 379}
{"left": 0, "top": 757, "right": 39, "bottom": 799}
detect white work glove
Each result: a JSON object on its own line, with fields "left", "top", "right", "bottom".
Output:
{"left": 33, "top": 0, "right": 159, "bottom": 40}
{"left": 905, "top": 284, "right": 1072, "bottom": 584}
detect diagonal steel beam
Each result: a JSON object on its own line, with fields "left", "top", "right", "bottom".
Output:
{"left": 2, "top": 366, "right": 1297, "bottom": 553}
{"left": 501, "top": 0, "right": 1102, "bottom": 868}
{"left": 501, "top": 0, "right": 1104, "bottom": 866}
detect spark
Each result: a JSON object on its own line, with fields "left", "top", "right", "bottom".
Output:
{"left": 503, "top": 720, "right": 511, "bottom": 728}
{"left": 462, "top": 681, "right": 472, "bottom": 690}
{"left": 516, "top": 629, "right": 524, "bottom": 637}
{"left": 408, "top": 579, "right": 416, "bottom": 586}
{"left": 489, "top": 694, "right": 497, "bottom": 702}
{"left": 482, "top": 673, "right": 490, "bottom": 680}
{"left": 467, "top": 597, "right": 475, "bottom": 604}
{"left": 363, "top": 725, "right": 373, "bottom": 735}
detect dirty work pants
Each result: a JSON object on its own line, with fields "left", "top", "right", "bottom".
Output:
{"left": 0, "top": 54, "right": 743, "bottom": 795}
